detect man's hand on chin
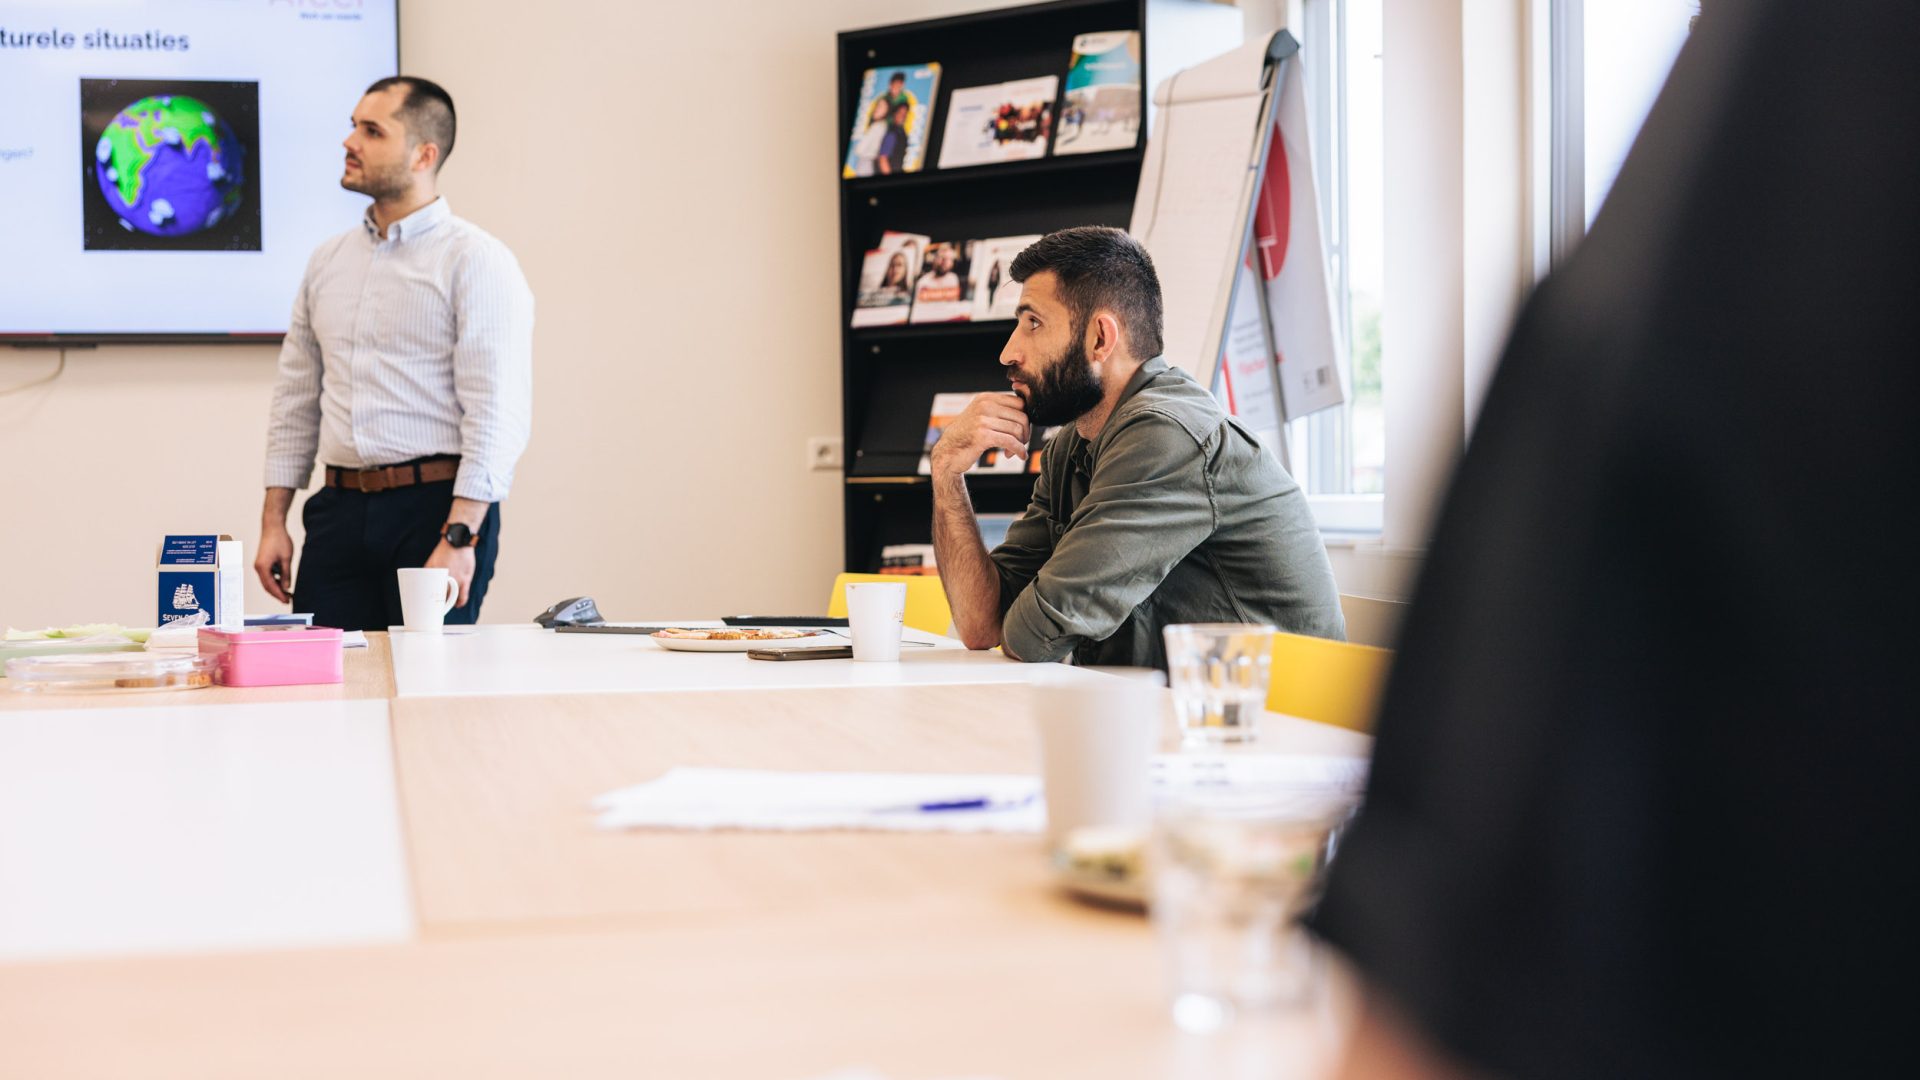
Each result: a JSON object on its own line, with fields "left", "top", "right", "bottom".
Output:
{"left": 930, "top": 391, "right": 1031, "bottom": 480}
{"left": 424, "top": 541, "right": 476, "bottom": 607}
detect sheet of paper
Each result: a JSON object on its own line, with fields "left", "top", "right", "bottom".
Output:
{"left": 1153, "top": 752, "right": 1368, "bottom": 794}
{"left": 1131, "top": 37, "right": 1283, "bottom": 391}
{"left": 594, "top": 755, "right": 1366, "bottom": 835}
{"left": 594, "top": 768, "right": 1042, "bottom": 833}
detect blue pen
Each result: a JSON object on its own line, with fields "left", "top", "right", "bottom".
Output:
{"left": 898, "top": 794, "right": 1036, "bottom": 813}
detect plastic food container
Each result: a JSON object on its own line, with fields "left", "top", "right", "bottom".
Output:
{"left": 198, "top": 626, "right": 344, "bottom": 687}
{"left": 4, "top": 652, "right": 216, "bottom": 694}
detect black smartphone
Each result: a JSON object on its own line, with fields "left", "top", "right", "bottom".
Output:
{"left": 747, "top": 645, "right": 855, "bottom": 661}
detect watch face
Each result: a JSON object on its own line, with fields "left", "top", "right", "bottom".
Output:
{"left": 444, "top": 523, "right": 473, "bottom": 548}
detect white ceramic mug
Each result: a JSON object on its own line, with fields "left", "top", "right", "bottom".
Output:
{"left": 844, "top": 581, "right": 908, "bottom": 662}
{"left": 397, "top": 567, "right": 459, "bottom": 632}
{"left": 1032, "top": 676, "right": 1161, "bottom": 854}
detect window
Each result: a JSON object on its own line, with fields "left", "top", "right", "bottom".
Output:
{"left": 1292, "top": 0, "right": 1384, "bottom": 531}
{"left": 1549, "top": 0, "right": 1696, "bottom": 262}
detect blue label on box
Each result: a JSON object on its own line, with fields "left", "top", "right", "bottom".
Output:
{"left": 160, "top": 535, "right": 220, "bottom": 566}
{"left": 158, "top": 569, "right": 217, "bottom": 623}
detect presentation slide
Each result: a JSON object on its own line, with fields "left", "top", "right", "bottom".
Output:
{"left": 0, "top": 1, "right": 399, "bottom": 339}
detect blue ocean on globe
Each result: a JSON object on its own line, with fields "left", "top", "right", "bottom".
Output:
{"left": 93, "top": 94, "right": 246, "bottom": 238}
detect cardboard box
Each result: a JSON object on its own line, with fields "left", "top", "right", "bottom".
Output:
{"left": 157, "top": 535, "right": 244, "bottom": 628}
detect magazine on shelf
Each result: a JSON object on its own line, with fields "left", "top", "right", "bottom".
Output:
{"left": 850, "top": 230, "right": 931, "bottom": 328}
{"left": 1054, "top": 31, "right": 1142, "bottom": 156}
{"left": 843, "top": 63, "right": 942, "bottom": 178}
{"left": 937, "top": 76, "right": 1058, "bottom": 169}
{"left": 907, "top": 240, "right": 975, "bottom": 323}
{"left": 917, "top": 392, "right": 1029, "bottom": 475}
{"left": 879, "top": 543, "right": 939, "bottom": 575}
{"left": 1027, "top": 425, "right": 1066, "bottom": 474}
{"left": 967, "top": 234, "right": 1043, "bottom": 321}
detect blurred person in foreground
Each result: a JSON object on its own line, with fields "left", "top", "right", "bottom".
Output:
{"left": 1312, "top": 2, "right": 1917, "bottom": 1077}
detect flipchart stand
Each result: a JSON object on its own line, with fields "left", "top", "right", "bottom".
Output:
{"left": 1130, "top": 31, "right": 1296, "bottom": 398}
{"left": 1131, "top": 30, "right": 1347, "bottom": 470}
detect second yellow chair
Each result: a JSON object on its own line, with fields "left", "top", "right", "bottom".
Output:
{"left": 1265, "top": 631, "right": 1395, "bottom": 733}
{"left": 826, "top": 573, "right": 954, "bottom": 636}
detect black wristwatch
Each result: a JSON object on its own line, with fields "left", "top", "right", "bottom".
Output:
{"left": 442, "top": 522, "right": 476, "bottom": 549}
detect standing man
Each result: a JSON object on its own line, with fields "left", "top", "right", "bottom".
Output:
{"left": 930, "top": 226, "right": 1342, "bottom": 669}
{"left": 255, "top": 76, "right": 533, "bottom": 630}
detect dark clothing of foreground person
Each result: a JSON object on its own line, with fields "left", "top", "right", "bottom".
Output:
{"left": 1310, "top": 3, "right": 1919, "bottom": 1077}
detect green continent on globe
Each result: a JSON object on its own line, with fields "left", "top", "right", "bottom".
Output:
{"left": 101, "top": 95, "right": 221, "bottom": 209}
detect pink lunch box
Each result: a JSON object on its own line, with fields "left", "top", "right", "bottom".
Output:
{"left": 197, "top": 626, "right": 344, "bottom": 687}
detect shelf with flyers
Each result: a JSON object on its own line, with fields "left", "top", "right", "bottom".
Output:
{"left": 848, "top": 320, "right": 1016, "bottom": 344}
{"left": 843, "top": 146, "right": 1144, "bottom": 193}
{"left": 838, "top": 0, "right": 1175, "bottom": 573}
{"left": 846, "top": 474, "right": 1040, "bottom": 488}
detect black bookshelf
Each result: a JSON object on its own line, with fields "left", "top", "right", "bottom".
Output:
{"left": 836, "top": 0, "right": 1149, "bottom": 572}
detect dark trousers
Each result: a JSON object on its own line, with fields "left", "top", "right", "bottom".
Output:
{"left": 292, "top": 481, "right": 501, "bottom": 631}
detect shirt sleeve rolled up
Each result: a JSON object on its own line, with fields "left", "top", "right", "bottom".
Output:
{"left": 1000, "top": 411, "right": 1217, "bottom": 662}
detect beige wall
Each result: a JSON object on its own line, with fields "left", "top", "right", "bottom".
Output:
{"left": 0, "top": 0, "right": 1012, "bottom": 630}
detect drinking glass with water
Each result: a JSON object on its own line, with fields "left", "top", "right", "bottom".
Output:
{"left": 1150, "top": 788, "right": 1355, "bottom": 1033}
{"left": 1162, "top": 623, "right": 1276, "bottom": 744}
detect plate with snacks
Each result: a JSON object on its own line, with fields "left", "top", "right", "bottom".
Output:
{"left": 1053, "top": 825, "right": 1150, "bottom": 910}
{"left": 648, "top": 627, "right": 828, "bottom": 653}
{"left": 3, "top": 652, "right": 216, "bottom": 694}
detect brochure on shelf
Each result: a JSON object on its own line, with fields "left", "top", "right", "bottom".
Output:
{"left": 937, "top": 76, "right": 1058, "bottom": 169}
{"left": 907, "top": 240, "right": 975, "bottom": 323}
{"left": 967, "top": 234, "right": 1043, "bottom": 321}
{"left": 879, "top": 543, "right": 939, "bottom": 575}
{"left": 1054, "top": 31, "right": 1142, "bottom": 156}
{"left": 843, "top": 63, "right": 942, "bottom": 178}
{"left": 850, "top": 230, "right": 930, "bottom": 327}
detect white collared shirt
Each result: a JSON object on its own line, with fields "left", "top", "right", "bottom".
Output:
{"left": 263, "top": 197, "right": 534, "bottom": 502}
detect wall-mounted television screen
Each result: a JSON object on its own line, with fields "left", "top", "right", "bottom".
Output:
{"left": 0, "top": 1, "right": 401, "bottom": 343}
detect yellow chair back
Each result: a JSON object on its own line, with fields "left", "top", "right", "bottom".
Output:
{"left": 1265, "top": 631, "right": 1395, "bottom": 733}
{"left": 826, "top": 573, "right": 954, "bottom": 636}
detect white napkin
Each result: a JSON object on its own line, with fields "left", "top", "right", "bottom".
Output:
{"left": 593, "top": 768, "right": 1043, "bottom": 833}
{"left": 592, "top": 756, "right": 1365, "bottom": 835}
{"left": 1152, "top": 752, "right": 1368, "bottom": 794}
{"left": 144, "top": 612, "right": 211, "bottom": 653}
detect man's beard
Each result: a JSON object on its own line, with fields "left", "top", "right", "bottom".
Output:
{"left": 343, "top": 158, "right": 411, "bottom": 201}
{"left": 1022, "top": 334, "right": 1105, "bottom": 426}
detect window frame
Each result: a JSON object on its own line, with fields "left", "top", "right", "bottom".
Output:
{"left": 1546, "top": 0, "right": 1586, "bottom": 268}
{"left": 1296, "top": 0, "right": 1383, "bottom": 535}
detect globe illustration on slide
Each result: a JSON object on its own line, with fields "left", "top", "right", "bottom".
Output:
{"left": 93, "top": 95, "right": 245, "bottom": 237}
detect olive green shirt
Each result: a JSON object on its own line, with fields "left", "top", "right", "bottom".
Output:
{"left": 991, "top": 355, "right": 1345, "bottom": 669}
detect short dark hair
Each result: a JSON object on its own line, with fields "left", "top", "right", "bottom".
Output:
{"left": 1008, "top": 226, "right": 1164, "bottom": 358}
{"left": 365, "top": 76, "right": 457, "bottom": 170}
{"left": 889, "top": 72, "right": 906, "bottom": 82}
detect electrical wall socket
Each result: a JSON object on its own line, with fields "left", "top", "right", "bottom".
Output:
{"left": 807, "top": 436, "right": 844, "bottom": 471}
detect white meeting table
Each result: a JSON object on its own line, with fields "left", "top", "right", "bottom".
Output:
{"left": 385, "top": 622, "right": 1117, "bottom": 697}
{"left": 0, "top": 625, "right": 1370, "bottom": 1079}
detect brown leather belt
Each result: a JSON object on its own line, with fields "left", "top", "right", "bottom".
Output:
{"left": 325, "top": 457, "right": 459, "bottom": 493}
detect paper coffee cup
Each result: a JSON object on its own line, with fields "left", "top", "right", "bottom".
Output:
{"left": 1033, "top": 676, "right": 1161, "bottom": 853}
{"left": 845, "top": 581, "right": 907, "bottom": 662}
